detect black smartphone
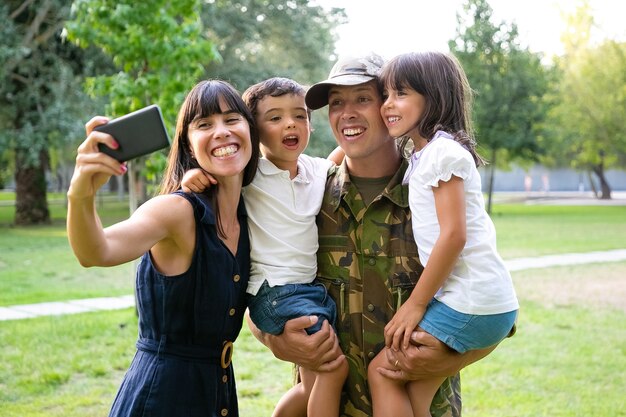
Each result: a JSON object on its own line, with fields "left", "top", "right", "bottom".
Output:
{"left": 94, "top": 104, "right": 170, "bottom": 162}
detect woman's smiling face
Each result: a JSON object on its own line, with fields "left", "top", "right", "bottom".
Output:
{"left": 187, "top": 99, "right": 252, "bottom": 181}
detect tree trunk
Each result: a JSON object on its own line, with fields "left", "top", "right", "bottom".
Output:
{"left": 591, "top": 164, "right": 612, "bottom": 200}
{"left": 586, "top": 171, "right": 599, "bottom": 197}
{"left": 486, "top": 148, "right": 497, "bottom": 214}
{"left": 14, "top": 149, "right": 50, "bottom": 225}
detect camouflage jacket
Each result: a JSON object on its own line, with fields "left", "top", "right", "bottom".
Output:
{"left": 316, "top": 159, "right": 462, "bottom": 417}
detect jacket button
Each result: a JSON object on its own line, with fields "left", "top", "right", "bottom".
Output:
{"left": 221, "top": 409, "right": 228, "bottom": 416}
{"left": 368, "top": 258, "right": 376, "bottom": 266}
{"left": 229, "top": 308, "right": 236, "bottom": 316}
{"left": 233, "top": 274, "right": 240, "bottom": 282}
{"left": 367, "top": 304, "right": 375, "bottom": 312}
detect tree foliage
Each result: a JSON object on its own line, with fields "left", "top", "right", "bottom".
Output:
{"left": 2, "top": 0, "right": 346, "bottom": 220}
{"left": 544, "top": 2, "right": 626, "bottom": 199}
{"left": 0, "top": 0, "right": 101, "bottom": 224}
{"left": 65, "top": 0, "right": 220, "bottom": 201}
{"left": 202, "top": 0, "right": 344, "bottom": 88}
{"left": 201, "top": 0, "right": 345, "bottom": 156}
{"left": 449, "top": 0, "right": 549, "bottom": 211}
{"left": 66, "top": 0, "right": 217, "bottom": 123}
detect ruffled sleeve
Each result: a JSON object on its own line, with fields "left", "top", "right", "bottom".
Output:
{"left": 416, "top": 138, "right": 474, "bottom": 189}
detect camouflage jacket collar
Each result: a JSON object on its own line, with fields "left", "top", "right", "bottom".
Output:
{"left": 327, "top": 158, "right": 410, "bottom": 211}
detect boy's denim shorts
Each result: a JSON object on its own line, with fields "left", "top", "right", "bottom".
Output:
{"left": 248, "top": 280, "right": 337, "bottom": 336}
{"left": 419, "top": 298, "right": 518, "bottom": 353}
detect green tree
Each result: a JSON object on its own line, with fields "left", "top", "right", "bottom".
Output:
{"left": 200, "top": 0, "right": 345, "bottom": 157}
{"left": 0, "top": 1, "right": 97, "bottom": 225}
{"left": 66, "top": 0, "right": 217, "bottom": 127}
{"left": 66, "top": 0, "right": 219, "bottom": 202}
{"left": 544, "top": 2, "right": 626, "bottom": 199}
{"left": 450, "top": 0, "right": 549, "bottom": 212}
{"left": 202, "top": 0, "right": 344, "bottom": 89}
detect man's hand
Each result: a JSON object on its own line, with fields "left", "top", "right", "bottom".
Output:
{"left": 377, "top": 329, "right": 496, "bottom": 380}
{"left": 248, "top": 315, "right": 345, "bottom": 372}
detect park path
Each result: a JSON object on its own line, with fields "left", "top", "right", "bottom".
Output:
{"left": 2, "top": 249, "right": 626, "bottom": 321}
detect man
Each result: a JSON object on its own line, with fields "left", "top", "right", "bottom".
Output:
{"left": 250, "top": 53, "right": 491, "bottom": 416}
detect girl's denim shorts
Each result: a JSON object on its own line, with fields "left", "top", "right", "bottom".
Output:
{"left": 419, "top": 298, "right": 518, "bottom": 353}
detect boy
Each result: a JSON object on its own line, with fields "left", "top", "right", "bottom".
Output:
{"left": 182, "top": 77, "right": 348, "bottom": 417}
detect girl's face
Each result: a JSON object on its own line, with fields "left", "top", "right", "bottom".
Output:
{"left": 187, "top": 99, "right": 252, "bottom": 181}
{"left": 381, "top": 85, "right": 427, "bottom": 141}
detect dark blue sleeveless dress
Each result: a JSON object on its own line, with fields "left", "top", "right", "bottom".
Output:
{"left": 109, "top": 191, "right": 250, "bottom": 417}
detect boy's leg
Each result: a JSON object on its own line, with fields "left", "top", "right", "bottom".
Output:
{"left": 368, "top": 348, "right": 413, "bottom": 417}
{"left": 308, "top": 358, "right": 349, "bottom": 417}
{"left": 301, "top": 360, "right": 348, "bottom": 417}
{"left": 272, "top": 367, "right": 312, "bottom": 417}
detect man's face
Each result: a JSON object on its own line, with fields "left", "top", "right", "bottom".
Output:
{"left": 327, "top": 81, "right": 392, "bottom": 163}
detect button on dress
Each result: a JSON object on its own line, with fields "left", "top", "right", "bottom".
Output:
{"left": 108, "top": 191, "right": 250, "bottom": 417}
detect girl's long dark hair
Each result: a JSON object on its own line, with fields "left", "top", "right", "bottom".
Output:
{"left": 159, "top": 80, "right": 260, "bottom": 237}
{"left": 380, "top": 52, "right": 485, "bottom": 166}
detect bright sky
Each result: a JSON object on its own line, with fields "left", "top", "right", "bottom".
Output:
{"left": 314, "top": 0, "right": 625, "bottom": 59}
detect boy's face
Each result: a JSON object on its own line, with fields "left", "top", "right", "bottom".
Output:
{"left": 255, "top": 93, "right": 310, "bottom": 170}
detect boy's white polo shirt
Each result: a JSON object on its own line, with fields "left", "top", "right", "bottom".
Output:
{"left": 243, "top": 155, "right": 333, "bottom": 296}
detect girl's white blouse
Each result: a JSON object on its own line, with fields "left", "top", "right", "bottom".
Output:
{"left": 407, "top": 136, "right": 519, "bottom": 315}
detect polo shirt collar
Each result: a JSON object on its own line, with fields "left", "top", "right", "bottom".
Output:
{"left": 257, "top": 157, "right": 311, "bottom": 184}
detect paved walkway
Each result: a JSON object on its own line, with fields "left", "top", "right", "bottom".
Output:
{"left": 2, "top": 249, "right": 626, "bottom": 321}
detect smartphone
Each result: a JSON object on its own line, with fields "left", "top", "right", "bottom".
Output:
{"left": 94, "top": 104, "right": 170, "bottom": 162}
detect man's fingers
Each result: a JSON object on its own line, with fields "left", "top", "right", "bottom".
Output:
{"left": 376, "top": 367, "right": 405, "bottom": 381}
{"left": 410, "top": 329, "right": 439, "bottom": 346}
{"left": 317, "top": 353, "right": 346, "bottom": 373}
{"left": 284, "top": 315, "right": 319, "bottom": 332}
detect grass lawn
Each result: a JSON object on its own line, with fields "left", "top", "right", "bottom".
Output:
{"left": 1, "top": 191, "right": 625, "bottom": 415}
{"left": 490, "top": 204, "right": 626, "bottom": 259}
{"left": 0, "top": 193, "right": 134, "bottom": 306}
{"left": 2, "top": 262, "right": 624, "bottom": 416}
{"left": 1, "top": 189, "right": 625, "bottom": 306}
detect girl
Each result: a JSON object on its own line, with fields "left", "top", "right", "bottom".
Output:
{"left": 67, "top": 80, "right": 260, "bottom": 417}
{"left": 368, "top": 52, "right": 519, "bottom": 417}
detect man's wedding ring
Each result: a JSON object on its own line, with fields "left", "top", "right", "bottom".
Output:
{"left": 394, "top": 360, "right": 399, "bottom": 368}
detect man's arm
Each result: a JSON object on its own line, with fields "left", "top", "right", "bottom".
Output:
{"left": 246, "top": 313, "right": 346, "bottom": 372}
{"left": 377, "top": 330, "right": 496, "bottom": 380}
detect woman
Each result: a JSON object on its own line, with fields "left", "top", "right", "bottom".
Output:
{"left": 67, "top": 80, "right": 260, "bottom": 416}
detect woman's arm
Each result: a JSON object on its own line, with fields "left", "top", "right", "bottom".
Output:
{"left": 67, "top": 116, "right": 194, "bottom": 270}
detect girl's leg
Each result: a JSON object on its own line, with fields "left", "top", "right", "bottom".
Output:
{"left": 271, "top": 367, "right": 312, "bottom": 417}
{"left": 308, "top": 358, "right": 349, "bottom": 417}
{"left": 406, "top": 377, "right": 446, "bottom": 417}
{"left": 368, "top": 348, "right": 413, "bottom": 417}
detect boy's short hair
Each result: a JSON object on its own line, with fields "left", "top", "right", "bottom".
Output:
{"left": 243, "top": 77, "right": 312, "bottom": 120}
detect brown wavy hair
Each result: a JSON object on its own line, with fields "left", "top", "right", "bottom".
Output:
{"left": 159, "top": 80, "right": 260, "bottom": 237}
{"left": 380, "top": 52, "right": 484, "bottom": 166}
